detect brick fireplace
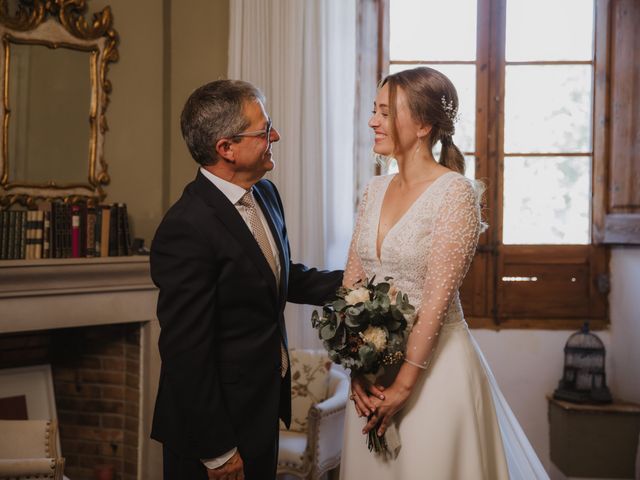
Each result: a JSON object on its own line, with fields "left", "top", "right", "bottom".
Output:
{"left": 0, "top": 257, "right": 161, "bottom": 479}
{"left": 0, "top": 324, "right": 142, "bottom": 480}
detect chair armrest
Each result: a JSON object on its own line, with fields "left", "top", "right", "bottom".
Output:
{"left": 0, "top": 457, "right": 59, "bottom": 477}
{"left": 306, "top": 369, "right": 350, "bottom": 476}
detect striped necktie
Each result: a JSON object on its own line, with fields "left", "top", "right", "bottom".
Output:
{"left": 238, "top": 191, "right": 289, "bottom": 378}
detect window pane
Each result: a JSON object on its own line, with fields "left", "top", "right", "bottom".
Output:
{"left": 503, "top": 157, "right": 591, "bottom": 244}
{"left": 506, "top": 0, "right": 594, "bottom": 61}
{"left": 504, "top": 65, "right": 592, "bottom": 153}
{"left": 389, "top": 64, "right": 476, "bottom": 152}
{"left": 390, "top": 0, "right": 477, "bottom": 61}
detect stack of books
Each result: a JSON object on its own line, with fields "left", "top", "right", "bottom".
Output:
{"left": 0, "top": 202, "right": 132, "bottom": 260}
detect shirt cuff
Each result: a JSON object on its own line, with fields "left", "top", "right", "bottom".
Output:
{"left": 201, "top": 447, "right": 237, "bottom": 469}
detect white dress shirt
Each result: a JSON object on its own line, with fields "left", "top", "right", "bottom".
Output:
{"left": 199, "top": 167, "right": 281, "bottom": 469}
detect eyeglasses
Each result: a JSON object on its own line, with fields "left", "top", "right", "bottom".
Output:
{"left": 231, "top": 119, "right": 272, "bottom": 142}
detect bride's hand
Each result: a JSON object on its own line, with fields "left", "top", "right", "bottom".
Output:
{"left": 350, "top": 376, "right": 385, "bottom": 417}
{"left": 362, "top": 382, "right": 412, "bottom": 436}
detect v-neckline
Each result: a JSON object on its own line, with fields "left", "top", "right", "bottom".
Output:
{"left": 374, "top": 171, "right": 454, "bottom": 263}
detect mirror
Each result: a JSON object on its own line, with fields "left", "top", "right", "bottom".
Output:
{"left": 9, "top": 43, "right": 92, "bottom": 185}
{"left": 0, "top": 0, "right": 119, "bottom": 206}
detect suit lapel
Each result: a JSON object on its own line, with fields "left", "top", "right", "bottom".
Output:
{"left": 253, "top": 185, "right": 288, "bottom": 303}
{"left": 193, "top": 172, "right": 279, "bottom": 300}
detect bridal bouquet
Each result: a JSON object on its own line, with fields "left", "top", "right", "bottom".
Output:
{"left": 311, "top": 276, "right": 416, "bottom": 457}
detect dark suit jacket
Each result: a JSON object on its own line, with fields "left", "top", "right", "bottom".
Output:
{"left": 150, "top": 171, "right": 343, "bottom": 461}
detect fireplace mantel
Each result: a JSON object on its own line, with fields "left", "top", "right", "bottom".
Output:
{"left": 0, "top": 256, "right": 158, "bottom": 334}
{"left": 0, "top": 256, "right": 163, "bottom": 479}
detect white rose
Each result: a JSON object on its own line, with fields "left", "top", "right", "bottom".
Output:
{"left": 345, "top": 287, "right": 370, "bottom": 305}
{"left": 361, "top": 326, "right": 387, "bottom": 352}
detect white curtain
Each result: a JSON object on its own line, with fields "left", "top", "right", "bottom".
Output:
{"left": 229, "top": 0, "right": 356, "bottom": 348}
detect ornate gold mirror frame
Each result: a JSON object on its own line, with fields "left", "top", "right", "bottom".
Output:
{"left": 0, "top": 0, "right": 119, "bottom": 206}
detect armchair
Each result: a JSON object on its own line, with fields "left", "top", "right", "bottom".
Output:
{"left": 0, "top": 419, "right": 65, "bottom": 480}
{"left": 278, "top": 349, "right": 350, "bottom": 479}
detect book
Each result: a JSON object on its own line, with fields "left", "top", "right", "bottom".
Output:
{"left": 17, "top": 211, "right": 26, "bottom": 259}
{"left": 71, "top": 204, "right": 81, "bottom": 258}
{"left": 41, "top": 203, "right": 51, "bottom": 259}
{"left": 25, "top": 210, "right": 37, "bottom": 259}
{"left": 53, "top": 202, "right": 70, "bottom": 259}
{"left": 108, "top": 203, "right": 118, "bottom": 256}
{"left": 51, "top": 202, "right": 59, "bottom": 258}
{"left": 117, "top": 203, "right": 131, "bottom": 256}
{"left": 95, "top": 207, "right": 102, "bottom": 257}
{"left": 100, "top": 205, "right": 111, "bottom": 258}
{"left": 25, "top": 210, "right": 43, "bottom": 259}
{"left": 7, "top": 211, "right": 16, "bottom": 260}
{"left": 79, "top": 203, "right": 87, "bottom": 257}
{"left": 34, "top": 210, "right": 44, "bottom": 259}
{"left": 63, "top": 203, "right": 72, "bottom": 258}
{"left": 0, "top": 210, "right": 7, "bottom": 260}
{"left": 86, "top": 206, "right": 96, "bottom": 257}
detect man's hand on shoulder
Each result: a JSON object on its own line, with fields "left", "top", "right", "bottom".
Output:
{"left": 206, "top": 450, "right": 244, "bottom": 480}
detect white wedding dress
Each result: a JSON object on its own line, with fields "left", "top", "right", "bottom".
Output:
{"left": 340, "top": 172, "right": 548, "bottom": 480}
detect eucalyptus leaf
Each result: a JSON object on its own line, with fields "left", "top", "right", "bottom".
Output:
{"left": 380, "top": 295, "right": 390, "bottom": 310}
{"left": 375, "top": 282, "right": 390, "bottom": 294}
{"left": 320, "top": 324, "right": 337, "bottom": 340}
{"left": 332, "top": 299, "right": 347, "bottom": 311}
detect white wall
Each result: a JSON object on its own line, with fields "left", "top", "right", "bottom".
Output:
{"left": 473, "top": 247, "right": 640, "bottom": 478}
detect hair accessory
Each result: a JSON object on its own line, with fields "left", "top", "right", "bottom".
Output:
{"left": 440, "top": 95, "right": 460, "bottom": 124}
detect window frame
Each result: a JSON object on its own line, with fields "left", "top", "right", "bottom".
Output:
{"left": 360, "top": 0, "right": 612, "bottom": 330}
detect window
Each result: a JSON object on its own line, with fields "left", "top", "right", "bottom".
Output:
{"left": 367, "top": 0, "right": 612, "bottom": 329}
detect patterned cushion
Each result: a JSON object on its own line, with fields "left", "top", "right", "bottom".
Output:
{"left": 283, "top": 349, "right": 332, "bottom": 433}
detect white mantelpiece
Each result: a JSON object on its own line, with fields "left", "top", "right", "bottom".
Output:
{"left": 0, "top": 256, "right": 158, "bottom": 334}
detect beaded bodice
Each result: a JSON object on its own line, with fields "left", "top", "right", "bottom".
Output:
{"left": 343, "top": 171, "right": 481, "bottom": 368}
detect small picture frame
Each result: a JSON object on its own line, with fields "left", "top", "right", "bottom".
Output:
{"left": 0, "top": 364, "right": 60, "bottom": 452}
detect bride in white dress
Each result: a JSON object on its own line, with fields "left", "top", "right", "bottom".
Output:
{"left": 340, "top": 67, "right": 548, "bottom": 479}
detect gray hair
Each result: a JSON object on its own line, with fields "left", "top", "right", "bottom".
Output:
{"left": 180, "top": 79, "right": 266, "bottom": 166}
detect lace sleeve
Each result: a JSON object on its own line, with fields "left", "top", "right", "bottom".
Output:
{"left": 343, "top": 183, "right": 370, "bottom": 288}
{"left": 404, "top": 176, "right": 481, "bottom": 369}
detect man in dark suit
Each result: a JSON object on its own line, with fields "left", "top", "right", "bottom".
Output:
{"left": 150, "top": 80, "right": 343, "bottom": 479}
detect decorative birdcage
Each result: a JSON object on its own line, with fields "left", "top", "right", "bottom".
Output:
{"left": 554, "top": 322, "right": 612, "bottom": 404}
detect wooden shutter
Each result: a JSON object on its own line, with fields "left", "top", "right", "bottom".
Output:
{"left": 594, "top": 0, "right": 640, "bottom": 245}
